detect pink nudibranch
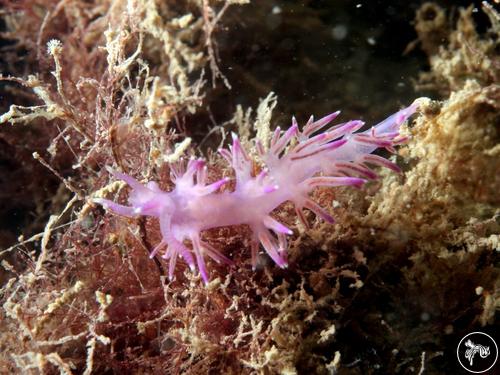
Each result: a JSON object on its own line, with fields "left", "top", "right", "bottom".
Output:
{"left": 94, "top": 99, "right": 421, "bottom": 284}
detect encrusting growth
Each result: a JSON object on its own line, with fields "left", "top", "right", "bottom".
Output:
{"left": 95, "top": 100, "right": 421, "bottom": 284}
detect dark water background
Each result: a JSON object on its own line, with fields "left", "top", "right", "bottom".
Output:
{"left": 197, "top": 0, "right": 489, "bottom": 139}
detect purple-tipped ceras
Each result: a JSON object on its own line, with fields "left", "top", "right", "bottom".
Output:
{"left": 94, "top": 100, "right": 421, "bottom": 284}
